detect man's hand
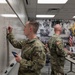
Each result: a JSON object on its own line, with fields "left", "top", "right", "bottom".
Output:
{"left": 15, "top": 55, "right": 22, "bottom": 63}
{"left": 64, "top": 48, "right": 72, "bottom": 55}
{"left": 7, "top": 26, "right": 12, "bottom": 34}
{"left": 67, "top": 51, "right": 73, "bottom": 55}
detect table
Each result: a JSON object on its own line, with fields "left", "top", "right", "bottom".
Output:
{"left": 65, "top": 56, "right": 75, "bottom": 75}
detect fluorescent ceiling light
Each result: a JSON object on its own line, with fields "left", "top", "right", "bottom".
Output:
{"left": 73, "top": 16, "right": 75, "bottom": 18}
{"left": 36, "top": 15, "right": 55, "bottom": 18}
{"left": 1, "top": 14, "right": 17, "bottom": 17}
{"left": 38, "top": 0, "right": 68, "bottom": 4}
{"left": 0, "top": 0, "right": 7, "bottom": 4}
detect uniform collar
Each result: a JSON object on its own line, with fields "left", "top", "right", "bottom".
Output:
{"left": 54, "top": 33, "right": 60, "bottom": 36}
{"left": 26, "top": 38, "right": 38, "bottom": 44}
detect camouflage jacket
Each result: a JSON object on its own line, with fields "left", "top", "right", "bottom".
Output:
{"left": 48, "top": 34, "right": 67, "bottom": 66}
{"left": 7, "top": 33, "right": 46, "bottom": 75}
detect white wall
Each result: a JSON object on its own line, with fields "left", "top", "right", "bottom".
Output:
{"left": 0, "top": 0, "right": 28, "bottom": 75}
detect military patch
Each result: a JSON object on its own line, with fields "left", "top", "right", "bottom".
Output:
{"left": 56, "top": 41, "right": 61, "bottom": 45}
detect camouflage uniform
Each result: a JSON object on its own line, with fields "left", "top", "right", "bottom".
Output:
{"left": 7, "top": 33, "right": 46, "bottom": 75}
{"left": 48, "top": 34, "right": 67, "bottom": 75}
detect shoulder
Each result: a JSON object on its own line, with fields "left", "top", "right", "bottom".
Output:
{"left": 33, "top": 39, "right": 45, "bottom": 50}
{"left": 49, "top": 35, "right": 62, "bottom": 44}
{"left": 34, "top": 39, "right": 44, "bottom": 46}
{"left": 52, "top": 34, "right": 62, "bottom": 42}
{"left": 55, "top": 37, "right": 63, "bottom": 45}
{"left": 48, "top": 35, "right": 57, "bottom": 42}
{"left": 56, "top": 36, "right": 62, "bottom": 43}
{"left": 19, "top": 39, "right": 27, "bottom": 44}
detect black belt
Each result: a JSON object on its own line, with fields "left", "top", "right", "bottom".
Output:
{"left": 25, "top": 70, "right": 35, "bottom": 73}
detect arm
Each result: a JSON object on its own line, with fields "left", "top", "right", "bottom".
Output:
{"left": 7, "top": 33, "right": 23, "bottom": 49}
{"left": 64, "top": 48, "right": 72, "bottom": 55}
{"left": 19, "top": 46, "right": 46, "bottom": 71}
{"left": 7, "top": 26, "right": 23, "bottom": 49}
{"left": 55, "top": 39, "right": 67, "bottom": 57}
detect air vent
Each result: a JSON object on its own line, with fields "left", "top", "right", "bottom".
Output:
{"left": 47, "top": 8, "right": 60, "bottom": 13}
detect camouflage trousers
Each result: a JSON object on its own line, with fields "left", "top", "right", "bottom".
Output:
{"left": 18, "top": 73, "right": 41, "bottom": 75}
{"left": 18, "top": 71, "right": 41, "bottom": 75}
{"left": 51, "top": 64, "right": 64, "bottom": 75}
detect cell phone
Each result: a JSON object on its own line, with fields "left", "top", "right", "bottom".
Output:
{"left": 12, "top": 51, "right": 17, "bottom": 57}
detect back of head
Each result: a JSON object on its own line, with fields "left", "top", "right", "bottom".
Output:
{"left": 54, "top": 24, "right": 62, "bottom": 32}
{"left": 28, "top": 20, "right": 39, "bottom": 34}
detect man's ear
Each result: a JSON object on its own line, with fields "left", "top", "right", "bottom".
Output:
{"left": 30, "top": 27, "right": 32, "bottom": 31}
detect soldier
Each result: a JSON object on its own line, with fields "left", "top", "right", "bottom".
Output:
{"left": 48, "top": 24, "right": 72, "bottom": 75}
{"left": 7, "top": 20, "right": 46, "bottom": 75}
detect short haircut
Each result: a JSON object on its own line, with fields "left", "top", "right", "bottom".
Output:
{"left": 54, "top": 24, "right": 62, "bottom": 31}
{"left": 28, "top": 20, "right": 39, "bottom": 34}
